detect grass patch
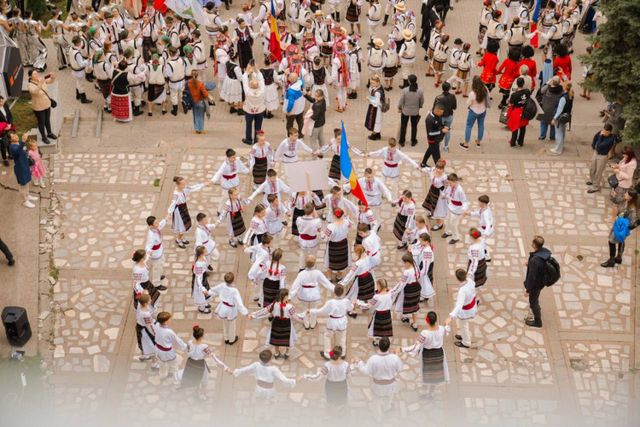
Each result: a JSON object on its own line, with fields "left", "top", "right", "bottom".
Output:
{"left": 10, "top": 95, "right": 38, "bottom": 134}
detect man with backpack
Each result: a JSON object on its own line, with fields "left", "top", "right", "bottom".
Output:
{"left": 523, "top": 235, "right": 560, "bottom": 328}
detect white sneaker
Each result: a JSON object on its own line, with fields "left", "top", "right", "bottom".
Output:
{"left": 39, "top": 182, "right": 46, "bottom": 189}
{"left": 23, "top": 201, "right": 35, "bottom": 208}
{"left": 27, "top": 194, "right": 38, "bottom": 201}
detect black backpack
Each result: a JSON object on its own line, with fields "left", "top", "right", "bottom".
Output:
{"left": 542, "top": 255, "right": 561, "bottom": 287}
{"left": 522, "top": 97, "right": 538, "bottom": 120}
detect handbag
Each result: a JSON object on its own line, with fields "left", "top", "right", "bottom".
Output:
{"left": 42, "top": 88, "right": 57, "bottom": 108}
{"left": 608, "top": 174, "right": 619, "bottom": 189}
{"left": 499, "top": 106, "right": 509, "bottom": 125}
{"left": 557, "top": 112, "right": 571, "bottom": 125}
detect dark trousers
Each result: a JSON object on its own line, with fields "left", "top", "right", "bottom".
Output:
{"left": 609, "top": 241, "right": 625, "bottom": 258}
{"left": 510, "top": 125, "right": 527, "bottom": 146}
{"left": 528, "top": 288, "right": 542, "bottom": 325}
{"left": 0, "top": 238, "right": 13, "bottom": 262}
{"left": 34, "top": 108, "right": 52, "bottom": 139}
{"left": 0, "top": 134, "right": 9, "bottom": 160}
{"left": 421, "top": 142, "right": 441, "bottom": 166}
{"left": 285, "top": 113, "right": 304, "bottom": 134}
{"left": 245, "top": 112, "right": 264, "bottom": 145}
{"left": 399, "top": 114, "right": 420, "bottom": 144}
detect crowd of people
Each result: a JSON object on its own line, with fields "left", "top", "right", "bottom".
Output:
{"left": 0, "top": 0, "right": 638, "bottom": 410}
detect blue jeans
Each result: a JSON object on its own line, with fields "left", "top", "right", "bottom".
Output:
{"left": 442, "top": 115, "right": 453, "bottom": 149}
{"left": 553, "top": 123, "right": 566, "bottom": 152}
{"left": 192, "top": 101, "right": 205, "bottom": 132}
{"left": 464, "top": 110, "right": 485, "bottom": 144}
{"left": 245, "top": 112, "right": 264, "bottom": 144}
{"left": 539, "top": 122, "right": 556, "bottom": 140}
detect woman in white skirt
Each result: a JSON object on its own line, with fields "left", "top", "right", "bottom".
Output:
{"left": 221, "top": 53, "right": 244, "bottom": 114}
{"left": 169, "top": 176, "right": 206, "bottom": 249}
{"left": 401, "top": 311, "right": 451, "bottom": 397}
{"left": 420, "top": 159, "right": 448, "bottom": 231}
{"left": 261, "top": 63, "right": 280, "bottom": 116}
{"left": 135, "top": 294, "right": 157, "bottom": 362}
{"left": 303, "top": 345, "right": 351, "bottom": 406}
{"left": 179, "top": 325, "right": 230, "bottom": 399}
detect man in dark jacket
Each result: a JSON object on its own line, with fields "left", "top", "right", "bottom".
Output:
{"left": 587, "top": 124, "right": 618, "bottom": 193}
{"left": 421, "top": 104, "right": 448, "bottom": 167}
{"left": 523, "top": 235, "right": 550, "bottom": 328}
{"left": 304, "top": 89, "right": 327, "bottom": 149}
{"left": 433, "top": 82, "right": 457, "bottom": 151}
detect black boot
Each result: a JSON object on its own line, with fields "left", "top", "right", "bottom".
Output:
{"left": 615, "top": 255, "right": 622, "bottom": 264}
{"left": 600, "top": 258, "right": 616, "bottom": 268}
{"left": 336, "top": 12, "right": 341, "bottom": 22}
{"left": 80, "top": 93, "right": 93, "bottom": 104}
{"left": 171, "top": 105, "right": 178, "bottom": 116}
{"left": 209, "top": 45, "right": 215, "bottom": 59}
{"left": 75, "top": 89, "right": 80, "bottom": 100}
{"left": 383, "top": 14, "right": 389, "bottom": 26}
{"left": 133, "top": 105, "right": 143, "bottom": 116}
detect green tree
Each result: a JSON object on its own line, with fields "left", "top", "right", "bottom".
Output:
{"left": 582, "top": 0, "right": 640, "bottom": 146}
{"left": 27, "top": 0, "right": 48, "bottom": 20}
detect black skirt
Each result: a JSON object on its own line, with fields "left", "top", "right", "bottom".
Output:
{"left": 135, "top": 323, "right": 156, "bottom": 352}
{"left": 325, "top": 379, "right": 348, "bottom": 405}
{"left": 402, "top": 282, "right": 421, "bottom": 314}
{"left": 270, "top": 317, "right": 292, "bottom": 347}
{"left": 250, "top": 232, "right": 265, "bottom": 247}
{"left": 345, "top": 4, "right": 360, "bottom": 22}
{"left": 328, "top": 238, "right": 349, "bottom": 271}
{"left": 313, "top": 190, "right": 326, "bottom": 210}
{"left": 181, "top": 358, "right": 208, "bottom": 389}
{"left": 370, "top": 310, "right": 393, "bottom": 337}
{"left": 422, "top": 347, "right": 445, "bottom": 384}
{"left": 230, "top": 211, "right": 246, "bottom": 237}
{"left": 262, "top": 277, "right": 280, "bottom": 307}
{"left": 329, "top": 154, "right": 341, "bottom": 180}
{"left": 383, "top": 66, "right": 398, "bottom": 78}
{"left": 422, "top": 185, "right": 442, "bottom": 215}
{"left": 291, "top": 208, "right": 304, "bottom": 236}
{"left": 364, "top": 104, "right": 378, "bottom": 132}
{"left": 148, "top": 83, "right": 165, "bottom": 102}
{"left": 468, "top": 258, "right": 488, "bottom": 287}
{"left": 357, "top": 272, "right": 375, "bottom": 301}
{"left": 133, "top": 281, "right": 160, "bottom": 309}
{"left": 252, "top": 157, "right": 268, "bottom": 185}
{"left": 175, "top": 203, "right": 192, "bottom": 231}
{"left": 393, "top": 213, "right": 408, "bottom": 241}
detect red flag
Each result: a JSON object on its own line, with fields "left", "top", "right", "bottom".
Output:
{"left": 530, "top": 23, "right": 539, "bottom": 49}
{"left": 154, "top": 0, "right": 168, "bottom": 14}
{"left": 268, "top": 0, "right": 282, "bottom": 62}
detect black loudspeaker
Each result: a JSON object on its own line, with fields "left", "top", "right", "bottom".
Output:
{"left": 2, "top": 306, "right": 32, "bottom": 347}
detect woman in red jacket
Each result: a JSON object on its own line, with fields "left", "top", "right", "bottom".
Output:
{"left": 552, "top": 44, "right": 572, "bottom": 80}
{"left": 497, "top": 48, "right": 521, "bottom": 109}
{"left": 518, "top": 45, "right": 538, "bottom": 92}
{"left": 477, "top": 43, "right": 499, "bottom": 93}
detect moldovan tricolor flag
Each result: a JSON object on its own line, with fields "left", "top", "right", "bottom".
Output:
{"left": 530, "top": 0, "right": 541, "bottom": 48}
{"left": 339, "top": 122, "right": 368, "bottom": 207}
{"left": 268, "top": 0, "right": 283, "bottom": 62}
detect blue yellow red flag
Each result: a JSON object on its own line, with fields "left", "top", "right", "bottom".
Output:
{"left": 339, "top": 122, "right": 368, "bottom": 207}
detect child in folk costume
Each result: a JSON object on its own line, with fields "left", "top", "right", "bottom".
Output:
{"left": 245, "top": 234, "right": 274, "bottom": 290}
{"left": 179, "top": 325, "right": 230, "bottom": 399}
{"left": 448, "top": 269, "right": 478, "bottom": 349}
{"left": 249, "top": 289, "right": 306, "bottom": 359}
{"left": 163, "top": 47, "right": 187, "bottom": 116}
{"left": 357, "top": 278, "right": 403, "bottom": 345}
{"left": 367, "top": 38, "right": 385, "bottom": 82}
{"left": 442, "top": 173, "right": 468, "bottom": 245}
{"left": 394, "top": 253, "right": 422, "bottom": 331}
{"left": 347, "top": 167, "right": 392, "bottom": 211}
{"left": 347, "top": 39, "right": 361, "bottom": 100}
{"left": 194, "top": 213, "right": 219, "bottom": 269}
{"left": 364, "top": 74, "right": 385, "bottom": 141}
{"left": 93, "top": 50, "right": 113, "bottom": 113}
{"left": 392, "top": 190, "right": 416, "bottom": 249}
{"left": 295, "top": 203, "right": 323, "bottom": 267}
{"left": 192, "top": 246, "right": 213, "bottom": 314}
{"left": 309, "top": 285, "right": 353, "bottom": 360}
{"left": 368, "top": 138, "right": 419, "bottom": 195}
{"left": 331, "top": 42, "right": 350, "bottom": 112}
{"left": 210, "top": 272, "right": 249, "bottom": 345}
{"left": 323, "top": 209, "right": 352, "bottom": 281}
{"left": 353, "top": 201, "right": 378, "bottom": 246}
{"left": 398, "top": 29, "right": 416, "bottom": 88}
{"left": 152, "top": 311, "right": 188, "bottom": 383}
{"left": 367, "top": 0, "right": 384, "bottom": 33}
{"left": 359, "top": 223, "right": 383, "bottom": 270}
{"left": 450, "top": 42, "right": 473, "bottom": 96}
{"left": 465, "top": 194, "right": 495, "bottom": 261}
{"left": 477, "top": 41, "right": 499, "bottom": 93}
{"left": 214, "top": 39, "right": 230, "bottom": 90}
{"left": 346, "top": 0, "right": 363, "bottom": 35}
{"left": 275, "top": 127, "right": 315, "bottom": 163}
{"left": 401, "top": 311, "right": 451, "bottom": 394}
{"left": 290, "top": 255, "right": 335, "bottom": 329}
{"left": 382, "top": 38, "right": 399, "bottom": 90}
{"left": 211, "top": 148, "right": 250, "bottom": 214}
{"left": 233, "top": 17, "right": 256, "bottom": 71}
{"left": 265, "top": 194, "right": 289, "bottom": 236}
{"left": 243, "top": 204, "right": 269, "bottom": 247}
{"left": 323, "top": 185, "right": 359, "bottom": 222}
{"left": 132, "top": 249, "right": 162, "bottom": 309}
{"left": 303, "top": 345, "right": 351, "bottom": 406}
{"left": 168, "top": 177, "right": 206, "bottom": 249}
{"left": 291, "top": 193, "right": 322, "bottom": 236}
{"left": 135, "top": 294, "right": 156, "bottom": 362}
{"left": 260, "top": 62, "right": 279, "bottom": 118}
{"left": 146, "top": 53, "right": 167, "bottom": 116}
{"left": 353, "top": 337, "right": 404, "bottom": 410}
{"left": 431, "top": 33, "right": 450, "bottom": 88}
{"left": 407, "top": 215, "right": 431, "bottom": 244}
{"left": 249, "top": 131, "right": 274, "bottom": 188}
{"left": 220, "top": 52, "right": 244, "bottom": 114}
{"left": 420, "top": 159, "right": 448, "bottom": 230}
{"left": 247, "top": 168, "right": 294, "bottom": 206}
{"left": 217, "top": 188, "right": 249, "bottom": 248}
{"left": 425, "top": 21, "right": 443, "bottom": 77}
{"left": 445, "top": 37, "right": 463, "bottom": 86}
{"left": 319, "top": 128, "right": 363, "bottom": 181}
{"left": 340, "top": 245, "right": 375, "bottom": 318}
{"left": 256, "top": 248, "right": 287, "bottom": 307}
{"left": 145, "top": 213, "right": 172, "bottom": 287}
{"left": 466, "top": 228, "right": 488, "bottom": 288}
{"left": 411, "top": 233, "right": 436, "bottom": 302}
{"left": 233, "top": 349, "right": 296, "bottom": 399}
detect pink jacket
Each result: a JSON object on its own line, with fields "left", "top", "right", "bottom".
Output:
{"left": 616, "top": 158, "right": 637, "bottom": 189}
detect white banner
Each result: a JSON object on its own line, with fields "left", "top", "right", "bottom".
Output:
{"left": 164, "top": 0, "right": 208, "bottom": 26}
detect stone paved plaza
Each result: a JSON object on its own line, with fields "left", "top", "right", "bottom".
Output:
{"left": 0, "top": 1, "right": 638, "bottom": 426}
